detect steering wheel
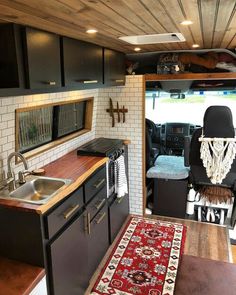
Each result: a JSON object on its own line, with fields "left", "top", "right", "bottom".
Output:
{"left": 146, "top": 118, "right": 156, "bottom": 138}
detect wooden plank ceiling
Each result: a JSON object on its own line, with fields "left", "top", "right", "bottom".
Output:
{"left": 0, "top": 0, "right": 236, "bottom": 53}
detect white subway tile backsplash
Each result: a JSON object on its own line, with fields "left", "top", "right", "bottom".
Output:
{"left": 2, "top": 113, "right": 14, "bottom": 122}
{"left": 96, "top": 75, "right": 144, "bottom": 215}
{"left": 1, "top": 97, "right": 13, "bottom": 106}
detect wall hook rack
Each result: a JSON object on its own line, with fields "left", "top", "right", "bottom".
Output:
{"left": 106, "top": 98, "right": 128, "bottom": 127}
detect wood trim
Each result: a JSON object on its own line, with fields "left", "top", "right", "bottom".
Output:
{"left": 15, "top": 97, "right": 94, "bottom": 113}
{"left": 15, "top": 109, "right": 20, "bottom": 160}
{"left": 142, "top": 75, "right": 146, "bottom": 216}
{"left": 123, "top": 139, "right": 131, "bottom": 145}
{"left": 145, "top": 72, "right": 236, "bottom": 81}
{"left": 15, "top": 97, "right": 94, "bottom": 160}
{"left": 84, "top": 98, "right": 94, "bottom": 130}
{"left": 36, "top": 157, "right": 108, "bottom": 214}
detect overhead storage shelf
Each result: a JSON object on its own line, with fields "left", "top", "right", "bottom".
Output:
{"left": 145, "top": 72, "right": 236, "bottom": 81}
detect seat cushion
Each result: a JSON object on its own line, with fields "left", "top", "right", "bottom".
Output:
{"left": 175, "top": 255, "right": 236, "bottom": 295}
{"left": 146, "top": 155, "right": 189, "bottom": 180}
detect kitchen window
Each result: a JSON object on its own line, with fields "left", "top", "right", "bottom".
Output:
{"left": 16, "top": 97, "right": 93, "bottom": 156}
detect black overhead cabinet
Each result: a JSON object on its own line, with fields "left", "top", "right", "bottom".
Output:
{"left": 22, "top": 27, "right": 61, "bottom": 89}
{"left": 104, "top": 48, "right": 125, "bottom": 86}
{"left": 0, "top": 23, "right": 126, "bottom": 96}
{"left": 62, "top": 37, "right": 103, "bottom": 88}
{"left": 0, "top": 24, "right": 21, "bottom": 89}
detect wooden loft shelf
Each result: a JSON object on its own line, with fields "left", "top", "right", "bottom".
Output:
{"left": 145, "top": 72, "right": 236, "bottom": 81}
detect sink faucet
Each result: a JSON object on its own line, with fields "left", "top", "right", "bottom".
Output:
{"left": 7, "top": 152, "right": 29, "bottom": 189}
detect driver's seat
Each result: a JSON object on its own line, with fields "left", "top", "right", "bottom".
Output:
{"left": 189, "top": 105, "right": 236, "bottom": 189}
{"left": 187, "top": 105, "right": 236, "bottom": 224}
{"left": 145, "top": 118, "right": 159, "bottom": 171}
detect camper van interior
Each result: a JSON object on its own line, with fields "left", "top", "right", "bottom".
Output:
{"left": 1, "top": 1, "right": 236, "bottom": 294}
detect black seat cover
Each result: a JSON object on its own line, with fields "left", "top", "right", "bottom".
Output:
{"left": 189, "top": 105, "right": 236, "bottom": 188}
{"left": 203, "top": 105, "right": 235, "bottom": 138}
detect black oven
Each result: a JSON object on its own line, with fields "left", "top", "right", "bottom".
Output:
{"left": 77, "top": 137, "right": 124, "bottom": 198}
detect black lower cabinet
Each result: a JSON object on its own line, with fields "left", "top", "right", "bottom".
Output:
{"left": 87, "top": 204, "right": 109, "bottom": 278}
{"left": 49, "top": 212, "right": 87, "bottom": 295}
{"left": 153, "top": 178, "right": 188, "bottom": 218}
{"left": 109, "top": 194, "right": 129, "bottom": 244}
{"left": 0, "top": 164, "right": 129, "bottom": 295}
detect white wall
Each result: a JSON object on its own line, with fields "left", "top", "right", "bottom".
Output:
{"left": 96, "top": 75, "right": 144, "bottom": 215}
{"left": 0, "top": 75, "right": 144, "bottom": 215}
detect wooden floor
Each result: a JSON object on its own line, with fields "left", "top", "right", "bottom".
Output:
{"left": 232, "top": 245, "right": 236, "bottom": 263}
{"left": 85, "top": 214, "right": 232, "bottom": 294}
{"left": 149, "top": 215, "right": 232, "bottom": 263}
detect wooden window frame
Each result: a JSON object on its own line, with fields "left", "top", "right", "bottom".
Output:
{"left": 15, "top": 97, "right": 94, "bottom": 160}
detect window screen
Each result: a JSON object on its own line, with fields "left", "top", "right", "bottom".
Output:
{"left": 56, "top": 101, "right": 86, "bottom": 137}
{"left": 18, "top": 107, "right": 53, "bottom": 152}
{"left": 17, "top": 99, "right": 90, "bottom": 153}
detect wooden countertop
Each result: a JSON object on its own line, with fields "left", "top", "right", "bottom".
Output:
{"left": 0, "top": 256, "right": 45, "bottom": 295}
{"left": 0, "top": 151, "right": 108, "bottom": 214}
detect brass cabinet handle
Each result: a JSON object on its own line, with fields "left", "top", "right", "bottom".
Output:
{"left": 95, "top": 198, "right": 106, "bottom": 210}
{"left": 115, "top": 79, "right": 124, "bottom": 83}
{"left": 87, "top": 212, "right": 91, "bottom": 234}
{"left": 95, "top": 212, "right": 106, "bottom": 224}
{"left": 116, "top": 196, "right": 125, "bottom": 204}
{"left": 63, "top": 204, "right": 80, "bottom": 219}
{"left": 45, "top": 81, "right": 56, "bottom": 85}
{"left": 93, "top": 178, "right": 105, "bottom": 189}
{"left": 83, "top": 80, "right": 98, "bottom": 84}
{"left": 84, "top": 212, "right": 91, "bottom": 235}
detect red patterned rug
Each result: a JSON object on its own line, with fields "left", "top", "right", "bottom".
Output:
{"left": 91, "top": 216, "right": 187, "bottom": 295}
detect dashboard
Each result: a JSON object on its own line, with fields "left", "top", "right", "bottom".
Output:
{"left": 155, "top": 122, "right": 201, "bottom": 154}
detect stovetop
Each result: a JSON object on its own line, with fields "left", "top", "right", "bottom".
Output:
{"left": 77, "top": 137, "right": 123, "bottom": 157}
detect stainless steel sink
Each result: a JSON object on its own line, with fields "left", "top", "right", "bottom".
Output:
{"left": 6, "top": 176, "right": 71, "bottom": 204}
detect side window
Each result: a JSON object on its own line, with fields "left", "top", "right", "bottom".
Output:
{"left": 16, "top": 98, "right": 93, "bottom": 154}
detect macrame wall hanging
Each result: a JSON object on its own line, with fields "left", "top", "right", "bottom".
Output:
{"left": 199, "top": 135, "right": 236, "bottom": 184}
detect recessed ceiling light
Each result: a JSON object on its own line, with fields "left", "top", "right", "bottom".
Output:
{"left": 192, "top": 44, "right": 200, "bottom": 48}
{"left": 181, "top": 20, "right": 193, "bottom": 25}
{"left": 86, "top": 29, "right": 98, "bottom": 34}
{"left": 134, "top": 47, "right": 141, "bottom": 52}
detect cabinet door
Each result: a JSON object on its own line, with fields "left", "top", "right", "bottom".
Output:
{"left": 104, "top": 48, "right": 125, "bottom": 86}
{"left": 23, "top": 27, "right": 61, "bottom": 89}
{"left": 62, "top": 37, "right": 103, "bottom": 88}
{"left": 87, "top": 204, "right": 109, "bottom": 278}
{"left": 109, "top": 194, "right": 129, "bottom": 243}
{"left": 49, "top": 212, "right": 87, "bottom": 295}
{"left": 0, "top": 24, "right": 20, "bottom": 88}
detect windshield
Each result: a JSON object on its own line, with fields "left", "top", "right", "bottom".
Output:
{"left": 145, "top": 90, "right": 236, "bottom": 126}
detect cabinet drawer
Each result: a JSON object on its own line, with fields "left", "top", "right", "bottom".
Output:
{"left": 84, "top": 166, "right": 106, "bottom": 203}
{"left": 87, "top": 186, "right": 107, "bottom": 221}
{"left": 45, "top": 187, "right": 83, "bottom": 239}
{"left": 109, "top": 194, "right": 129, "bottom": 244}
